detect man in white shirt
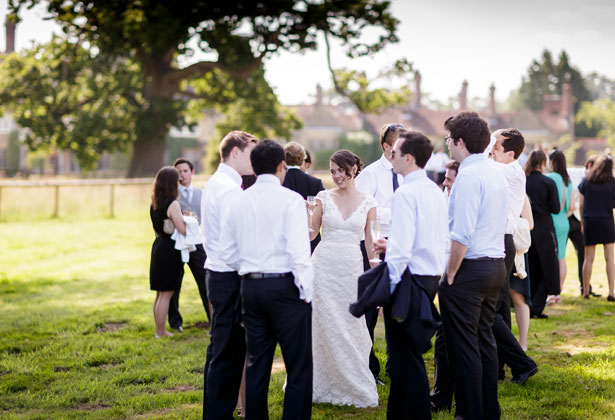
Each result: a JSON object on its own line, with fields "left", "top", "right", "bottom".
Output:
{"left": 201, "top": 131, "right": 258, "bottom": 420}
{"left": 356, "top": 122, "right": 404, "bottom": 383}
{"left": 378, "top": 130, "right": 448, "bottom": 419}
{"left": 219, "top": 140, "right": 314, "bottom": 420}
{"left": 168, "top": 158, "right": 210, "bottom": 332}
{"left": 439, "top": 112, "right": 508, "bottom": 420}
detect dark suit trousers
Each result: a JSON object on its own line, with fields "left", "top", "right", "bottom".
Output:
{"left": 241, "top": 275, "right": 312, "bottom": 420}
{"left": 385, "top": 275, "right": 439, "bottom": 420}
{"left": 494, "top": 235, "right": 536, "bottom": 377}
{"left": 439, "top": 259, "right": 505, "bottom": 420}
{"left": 203, "top": 270, "right": 246, "bottom": 420}
{"left": 568, "top": 215, "right": 585, "bottom": 290}
{"left": 528, "top": 218, "right": 560, "bottom": 315}
{"left": 360, "top": 240, "right": 382, "bottom": 379}
{"left": 169, "top": 244, "right": 210, "bottom": 328}
{"left": 430, "top": 326, "right": 454, "bottom": 410}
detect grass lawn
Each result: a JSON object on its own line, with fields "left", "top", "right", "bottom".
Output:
{"left": 1, "top": 215, "right": 615, "bottom": 419}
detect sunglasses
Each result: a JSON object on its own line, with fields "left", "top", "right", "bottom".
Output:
{"left": 382, "top": 123, "right": 404, "bottom": 144}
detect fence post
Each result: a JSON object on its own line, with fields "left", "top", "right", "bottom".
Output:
{"left": 110, "top": 184, "right": 115, "bottom": 218}
{"left": 53, "top": 185, "right": 60, "bottom": 218}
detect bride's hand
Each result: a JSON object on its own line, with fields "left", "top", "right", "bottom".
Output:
{"left": 373, "top": 238, "right": 387, "bottom": 255}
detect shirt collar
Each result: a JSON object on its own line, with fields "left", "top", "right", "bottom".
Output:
{"left": 287, "top": 165, "right": 302, "bottom": 170}
{"left": 403, "top": 169, "right": 427, "bottom": 184}
{"left": 256, "top": 174, "right": 281, "bottom": 185}
{"left": 217, "top": 163, "right": 243, "bottom": 186}
{"left": 379, "top": 153, "right": 393, "bottom": 170}
{"left": 459, "top": 153, "right": 485, "bottom": 171}
{"left": 179, "top": 184, "right": 193, "bottom": 193}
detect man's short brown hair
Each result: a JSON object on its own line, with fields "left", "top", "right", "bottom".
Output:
{"left": 284, "top": 142, "right": 306, "bottom": 166}
{"left": 219, "top": 130, "right": 258, "bottom": 161}
{"left": 380, "top": 123, "right": 404, "bottom": 147}
{"left": 445, "top": 160, "right": 460, "bottom": 175}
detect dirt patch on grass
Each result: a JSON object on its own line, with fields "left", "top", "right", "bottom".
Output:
{"left": 552, "top": 329, "right": 611, "bottom": 355}
{"left": 162, "top": 385, "right": 199, "bottom": 392}
{"left": 193, "top": 321, "right": 211, "bottom": 330}
{"left": 76, "top": 403, "right": 111, "bottom": 411}
{"left": 96, "top": 322, "right": 127, "bottom": 333}
{"left": 272, "top": 360, "right": 285, "bottom": 373}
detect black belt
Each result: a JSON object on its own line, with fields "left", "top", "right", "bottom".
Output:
{"left": 466, "top": 257, "right": 504, "bottom": 261}
{"left": 243, "top": 272, "right": 292, "bottom": 279}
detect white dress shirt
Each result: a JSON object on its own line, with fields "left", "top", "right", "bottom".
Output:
{"left": 219, "top": 174, "right": 314, "bottom": 302}
{"left": 449, "top": 154, "right": 508, "bottom": 259}
{"left": 201, "top": 163, "right": 243, "bottom": 272}
{"left": 494, "top": 160, "right": 526, "bottom": 234}
{"left": 355, "top": 154, "right": 403, "bottom": 237}
{"left": 179, "top": 184, "right": 193, "bottom": 203}
{"left": 386, "top": 170, "right": 449, "bottom": 290}
{"left": 568, "top": 167, "right": 585, "bottom": 220}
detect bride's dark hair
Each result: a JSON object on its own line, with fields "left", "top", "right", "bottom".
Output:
{"left": 330, "top": 149, "right": 362, "bottom": 178}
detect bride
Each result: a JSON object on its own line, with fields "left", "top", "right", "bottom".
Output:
{"left": 308, "top": 149, "right": 379, "bottom": 407}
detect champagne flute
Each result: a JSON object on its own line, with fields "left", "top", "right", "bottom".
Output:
{"left": 369, "top": 220, "right": 381, "bottom": 263}
{"left": 307, "top": 196, "right": 316, "bottom": 232}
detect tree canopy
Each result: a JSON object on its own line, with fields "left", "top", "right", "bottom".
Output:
{"left": 5, "top": 0, "right": 399, "bottom": 176}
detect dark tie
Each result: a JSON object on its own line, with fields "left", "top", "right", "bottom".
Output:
{"left": 392, "top": 169, "right": 399, "bottom": 192}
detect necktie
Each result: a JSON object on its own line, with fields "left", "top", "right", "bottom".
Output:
{"left": 392, "top": 169, "right": 399, "bottom": 192}
{"left": 183, "top": 188, "right": 190, "bottom": 203}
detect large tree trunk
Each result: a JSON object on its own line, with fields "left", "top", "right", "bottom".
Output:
{"left": 127, "top": 131, "right": 167, "bottom": 177}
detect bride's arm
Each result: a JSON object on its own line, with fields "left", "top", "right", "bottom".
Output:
{"left": 364, "top": 207, "right": 378, "bottom": 266}
{"left": 309, "top": 198, "right": 323, "bottom": 241}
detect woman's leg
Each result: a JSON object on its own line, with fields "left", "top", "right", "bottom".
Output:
{"left": 510, "top": 288, "right": 530, "bottom": 351}
{"left": 603, "top": 243, "right": 615, "bottom": 298}
{"left": 155, "top": 291, "right": 175, "bottom": 337}
{"left": 559, "top": 258, "right": 567, "bottom": 293}
{"left": 583, "top": 245, "right": 596, "bottom": 297}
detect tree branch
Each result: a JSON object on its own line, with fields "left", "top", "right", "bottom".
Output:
{"left": 324, "top": 30, "right": 345, "bottom": 97}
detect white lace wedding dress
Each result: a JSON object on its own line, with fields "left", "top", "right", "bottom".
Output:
{"left": 311, "top": 189, "right": 379, "bottom": 407}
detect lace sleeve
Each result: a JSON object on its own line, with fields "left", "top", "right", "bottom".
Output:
{"left": 365, "top": 195, "right": 378, "bottom": 212}
{"left": 316, "top": 189, "right": 328, "bottom": 213}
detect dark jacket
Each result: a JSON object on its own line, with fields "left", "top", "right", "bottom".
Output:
{"left": 349, "top": 262, "right": 441, "bottom": 353}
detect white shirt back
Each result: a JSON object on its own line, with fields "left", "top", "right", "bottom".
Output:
{"left": 219, "top": 174, "right": 314, "bottom": 302}
{"left": 201, "top": 163, "right": 243, "bottom": 272}
{"left": 494, "top": 160, "right": 526, "bottom": 235}
{"left": 386, "top": 170, "right": 448, "bottom": 288}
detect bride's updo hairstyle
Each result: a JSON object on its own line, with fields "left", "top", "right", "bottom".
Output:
{"left": 330, "top": 149, "right": 363, "bottom": 178}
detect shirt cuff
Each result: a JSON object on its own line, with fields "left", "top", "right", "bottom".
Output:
{"left": 450, "top": 232, "right": 472, "bottom": 248}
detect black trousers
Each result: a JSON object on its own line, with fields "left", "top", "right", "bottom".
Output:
{"left": 385, "top": 275, "right": 439, "bottom": 420}
{"left": 439, "top": 258, "right": 505, "bottom": 420}
{"left": 360, "top": 240, "right": 382, "bottom": 379}
{"left": 494, "top": 235, "right": 537, "bottom": 377}
{"left": 241, "top": 275, "right": 312, "bottom": 420}
{"left": 528, "top": 219, "right": 560, "bottom": 316}
{"left": 568, "top": 215, "right": 585, "bottom": 290}
{"left": 169, "top": 244, "right": 211, "bottom": 328}
{"left": 203, "top": 270, "right": 246, "bottom": 420}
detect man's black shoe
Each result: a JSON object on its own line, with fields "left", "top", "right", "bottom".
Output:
{"left": 530, "top": 313, "right": 548, "bottom": 319}
{"left": 170, "top": 325, "right": 183, "bottom": 333}
{"left": 592, "top": 290, "right": 603, "bottom": 297}
{"left": 512, "top": 366, "right": 538, "bottom": 385}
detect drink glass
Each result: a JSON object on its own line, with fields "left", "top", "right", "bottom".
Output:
{"left": 369, "top": 220, "right": 381, "bottom": 263}
{"left": 307, "top": 196, "right": 316, "bottom": 232}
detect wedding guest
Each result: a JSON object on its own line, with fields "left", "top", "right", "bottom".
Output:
{"left": 525, "top": 150, "right": 560, "bottom": 318}
{"left": 439, "top": 112, "right": 508, "bottom": 420}
{"left": 379, "top": 130, "right": 448, "bottom": 419}
{"left": 219, "top": 140, "right": 314, "bottom": 420}
{"left": 201, "top": 131, "right": 258, "bottom": 420}
{"left": 545, "top": 150, "right": 573, "bottom": 304}
{"left": 355, "top": 122, "right": 404, "bottom": 384}
{"left": 443, "top": 160, "right": 459, "bottom": 196}
{"left": 489, "top": 128, "right": 537, "bottom": 383}
{"left": 308, "top": 150, "right": 379, "bottom": 407}
{"left": 579, "top": 155, "right": 615, "bottom": 301}
{"left": 301, "top": 149, "right": 313, "bottom": 172}
{"left": 149, "top": 166, "right": 186, "bottom": 338}
{"left": 168, "top": 157, "right": 210, "bottom": 332}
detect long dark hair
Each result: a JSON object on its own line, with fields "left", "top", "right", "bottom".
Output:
{"left": 524, "top": 150, "right": 546, "bottom": 176}
{"left": 548, "top": 150, "right": 570, "bottom": 185}
{"left": 588, "top": 155, "right": 615, "bottom": 184}
{"left": 330, "top": 150, "right": 363, "bottom": 178}
{"left": 152, "top": 166, "right": 179, "bottom": 210}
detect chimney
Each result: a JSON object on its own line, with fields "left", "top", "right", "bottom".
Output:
{"left": 488, "top": 83, "right": 496, "bottom": 116}
{"left": 412, "top": 71, "right": 421, "bottom": 110}
{"left": 316, "top": 83, "right": 323, "bottom": 106}
{"left": 459, "top": 80, "right": 468, "bottom": 110}
{"left": 561, "top": 72, "right": 575, "bottom": 140}
{"left": 5, "top": 21, "right": 15, "bottom": 53}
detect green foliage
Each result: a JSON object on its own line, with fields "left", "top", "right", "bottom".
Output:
{"left": 0, "top": 37, "right": 140, "bottom": 171}
{"left": 577, "top": 99, "right": 615, "bottom": 149}
{"left": 315, "top": 131, "right": 381, "bottom": 170}
{"left": 7, "top": 0, "right": 400, "bottom": 176}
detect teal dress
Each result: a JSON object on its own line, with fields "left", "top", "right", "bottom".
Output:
{"left": 546, "top": 172, "right": 572, "bottom": 259}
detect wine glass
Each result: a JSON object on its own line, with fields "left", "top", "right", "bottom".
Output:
{"left": 369, "top": 220, "right": 381, "bottom": 263}
{"left": 307, "top": 196, "right": 316, "bottom": 232}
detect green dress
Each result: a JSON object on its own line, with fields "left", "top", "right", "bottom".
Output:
{"left": 546, "top": 172, "right": 572, "bottom": 259}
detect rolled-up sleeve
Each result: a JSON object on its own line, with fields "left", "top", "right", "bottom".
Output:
{"left": 285, "top": 195, "right": 314, "bottom": 302}
{"left": 449, "top": 174, "right": 481, "bottom": 247}
{"left": 386, "top": 192, "right": 416, "bottom": 291}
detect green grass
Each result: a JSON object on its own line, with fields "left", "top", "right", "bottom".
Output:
{"left": 1, "top": 215, "right": 614, "bottom": 419}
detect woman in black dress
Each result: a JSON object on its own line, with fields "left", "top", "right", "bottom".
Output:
{"left": 525, "top": 150, "right": 560, "bottom": 318}
{"left": 579, "top": 155, "right": 615, "bottom": 301}
{"left": 150, "top": 167, "right": 186, "bottom": 337}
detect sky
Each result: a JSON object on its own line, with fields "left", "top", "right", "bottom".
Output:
{"left": 1, "top": 0, "right": 614, "bottom": 106}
